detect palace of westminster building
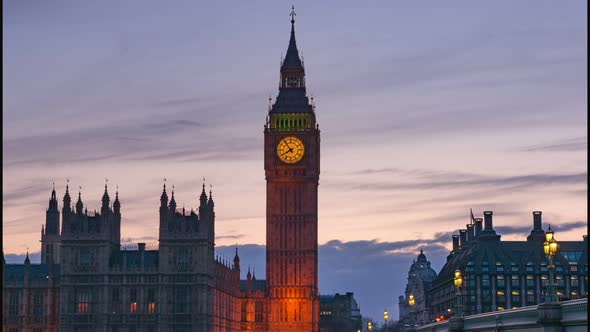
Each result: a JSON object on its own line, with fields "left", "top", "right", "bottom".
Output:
{"left": 4, "top": 8, "right": 322, "bottom": 332}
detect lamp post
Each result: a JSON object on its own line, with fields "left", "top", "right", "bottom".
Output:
{"left": 367, "top": 321, "right": 372, "bottom": 331}
{"left": 408, "top": 293, "right": 415, "bottom": 328}
{"left": 453, "top": 269, "right": 463, "bottom": 318}
{"left": 543, "top": 225, "right": 559, "bottom": 303}
{"left": 383, "top": 308, "right": 388, "bottom": 332}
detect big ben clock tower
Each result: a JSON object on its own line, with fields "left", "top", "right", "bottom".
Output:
{"left": 264, "top": 7, "right": 320, "bottom": 331}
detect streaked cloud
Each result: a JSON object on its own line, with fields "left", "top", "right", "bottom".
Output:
{"left": 518, "top": 136, "right": 587, "bottom": 152}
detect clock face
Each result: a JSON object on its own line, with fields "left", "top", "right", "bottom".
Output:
{"left": 277, "top": 136, "right": 304, "bottom": 164}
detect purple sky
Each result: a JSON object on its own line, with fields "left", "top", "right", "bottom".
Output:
{"left": 3, "top": 0, "right": 587, "bottom": 322}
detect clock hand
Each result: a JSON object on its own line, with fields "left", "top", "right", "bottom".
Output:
{"left": 284, "top": 141, "right": 294, "bottom": 153}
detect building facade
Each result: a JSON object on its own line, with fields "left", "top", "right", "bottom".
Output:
{"left": 3, "top": 8, "right": 323, "bottom": 332}
{"left": 430, "top": 211, "right": 588, "bottom": 320}
{"left": 3, "top": 183, "right": 243, "bottom": 332}
{"left": 318, "top": 292, "right": 362, "bottom": 332}
{"left": 398, "top": 250, "right": 437, "bottom": 326}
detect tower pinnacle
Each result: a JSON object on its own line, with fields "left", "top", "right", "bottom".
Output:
{"left": 290, "top": 5, "right": 296, "bottom": 25}
{"left": 281, "top": 6, "right": 303, "bottom": 71}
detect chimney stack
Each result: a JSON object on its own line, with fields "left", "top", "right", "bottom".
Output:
{"left": 459, "top": 230, "right": 467, "bottom": 248}
{"left": 452, "top": 235, "right": 460, "bottom": 253}
{"left": 466, "top": 224, "right": 475, "bottom": 242}
{"left": 474, "top": 218, "right": 483, "bottom": 236}
{"left": 533, "top": 211, "right": 542, "bottom": 231}
{"left": 484, "top": 211, "right": 493, "bottom": 231}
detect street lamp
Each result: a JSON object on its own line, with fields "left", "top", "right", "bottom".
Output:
{"left": 384, "top": 308, "right": 389, "bottom": 332}
{"left": 454, "top": 269, "right": 463, "bottom": 318}
{"left": 367, "top": 321, "right": 372, "bottom": 331}
{"left": 543, "top": 225, "right": 559, "bottom": 302}
{"left": 408, "top": 293, "right": 415, "bottom": 327}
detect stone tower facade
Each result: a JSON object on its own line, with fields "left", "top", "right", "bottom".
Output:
{"left": 264, "top": 7, "right": 320, "bottom": 331}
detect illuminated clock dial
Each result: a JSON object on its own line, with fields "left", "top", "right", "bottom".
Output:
{"left": 277, "top": 136, "right": 304, "bottom": 164}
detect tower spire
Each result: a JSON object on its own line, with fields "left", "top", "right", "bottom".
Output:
{"left": 281, "top": 5, "right": 303, "bottom": 71}
{"left": 200, "top": 177, "right": 208, "bottom": 204}
{"left": 114, "top": 185, "right": 120, "bottom": 204}
{"left": 102, "top": 178, "right": 110, "bottom": 208}
{"left": 76, "top": 186, "right": 84, "bottom": 214}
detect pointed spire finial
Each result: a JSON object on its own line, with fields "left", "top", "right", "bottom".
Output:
{"left": 163, "top": 177, "right": 167, "bottom": 191}
{"left": 290, "top": 5, "right": 296, "bottom": 25}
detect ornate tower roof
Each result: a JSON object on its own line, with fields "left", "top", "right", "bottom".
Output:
{"left": 160, "top": 181, "right": 168, "bottom": 207}
{"left": 417, "top": 249, "right": 427, "bottom": 263}
{"left": 101, "top": 180, "right": 110, "bottom": 208}
{"left": 233, "top": 246, "right": 240, "bottom": 268}
{"left": 76, "top": 188, "right": 84, "bottom": 214}
{"left": 63, "top": 180, "right": 71, "bottom": 207}
{"left": 281, "top": 6, "right": 303, "bottom": 71}
{"left": 47, "top": 182, "right": 58, "bottom": 211}
{"left": 113, "top": 186, "right": 120, "bottom": 209}
{"left": 200, "top": 180, "right": 208, "bottom": 204}
{"left": 270, "top": 6, "right": 313, "bottom": 114}
{"left": 169, "top": 185, "right": 177, "bottom": 209}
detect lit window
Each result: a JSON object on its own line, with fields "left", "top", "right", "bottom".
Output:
{"left": 130, "top": 289, "right": 138, "bottom": 313}
{"left": 147, "top": 289, "right": 155, "bottom": 314}
{"left": 77, "top": 290, "right": 90, "bottom": 313}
